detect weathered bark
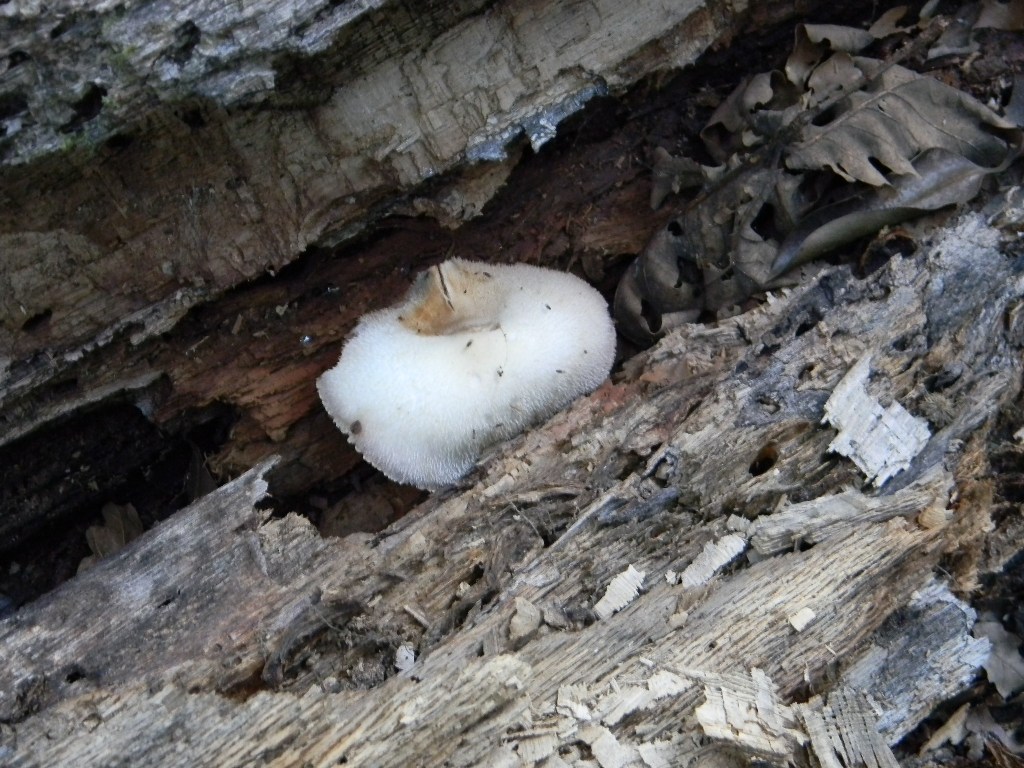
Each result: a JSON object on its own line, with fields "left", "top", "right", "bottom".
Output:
{"left": 2, "top": 207, "right": 1021, "bottom": 765}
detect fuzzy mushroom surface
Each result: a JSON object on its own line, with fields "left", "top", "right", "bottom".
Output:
{"left": 317, "top": 258, "right": 616, "bottom": 489}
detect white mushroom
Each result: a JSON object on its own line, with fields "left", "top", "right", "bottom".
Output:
{"left": 317, "top": 258, "right": 616, "bottom": 489}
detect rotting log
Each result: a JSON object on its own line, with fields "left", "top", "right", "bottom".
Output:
{"left": 0, "top": 0, "right": 834, "bottom": 568}
{"left": 2, "top": 204, "right": 1022, "bottom": 765}
{"left": 0, "top": 0, "right": 753, "bottom": 499}
{"left": 4, "top": 0, "right": 1024, "bottom": 764}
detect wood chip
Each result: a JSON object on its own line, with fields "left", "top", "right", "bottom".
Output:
{"left": 636, "top": 740, "right": 675, "bottom": 768}
{"left": 402, "top": 604, "right": 431, "bottom": 628}
{"left": 788, "top": 607, "right": 816, "bottom": 632}
{"left": 596, "top": 668, "right": 692, "bottom": 726}
{"left": 579, "top": 724, "right": 641, "bottom": 768}
{"left": 750, "top": 468, "right": 951, "bottom": 555}
{"left": 557, "top": 684, "right": 594, "bottom": 721}
{"left": 598, "top": 684, "right": 650, "bottom": 726}
{"left": 594, "top": 564, "right": 645, "bottom": 619}
{"left": 509, "top": 597, "right": 543, "bottom": 645}
{"left": 794, "top": 688, "right": 900, "bottom": 768}
{"left": 696, "top": 668, "right": 900, "bottom": 766}
{"left": 918, "top": 702, "right": 970, "bottom": 754}
{"left": 648, "top": 670, "right": 689, "bottom": 699}
{"left": 823, "top": 355, "right": 930, "bottom": 486}
{"left": 394, "top": 643, "right": 416, "bottom": 672}
{"left": 515, "top": 732, "right": 560, "bottom": 763}
{"left": 694, "top": 668, "right": 805, "bottom": 758}
{"left": 677, "top": 534, "right": 746, "bottom": 588}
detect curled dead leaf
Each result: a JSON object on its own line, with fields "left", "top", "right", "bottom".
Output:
{"left": 650, "top": 147, "right": 709, "bottom": 209}
{"left": 614, "top": 221, "right": 704, "bottom": 344}
{"left": 786, "top": 56, "right": 1017, "bottom": 186}
{"left": 78, "top": 502, "right": 144, "bottom": 574}
{"left": 615, "top": 7, "right": 1023, "bottom": 346}
{"left": 771, "top": 143, "right": 1022, "bottom": 278}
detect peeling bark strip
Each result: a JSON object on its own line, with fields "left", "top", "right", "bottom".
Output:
{"left": 3, "top": 204, "right": 1022, "bottom": 765}
{"left": 668, "top": 533, "right": 746, "bottom": 587}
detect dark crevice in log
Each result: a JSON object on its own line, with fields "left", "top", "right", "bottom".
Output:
{"left": 0, "top": 400, "right": 238, "bottom": 610}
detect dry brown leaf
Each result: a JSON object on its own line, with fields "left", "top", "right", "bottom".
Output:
{"left": 975, "top": 620, "right": 1024, "bottom": 698}
{"left": 868, "top": 6, "right": 913, "bottom": 38}
{"left": 78, "top": 502, "right": 144, "bottom": 573}
{"left": 928, "top": 0, "right": 1024, "bottom": 59}
{"left": 771, "top": 144, "right": 1021, "bottom": 277}
{"left": 786, "top": 23, "right": 877, "bottom": 88}
{"left": 613, "top": 222, "right": 704, "bottom": 344}
{"left": 700, "top": 71, "right": 811, "bottom": 164}
{"left": 615, "top": 8, "right": 1023, "bottom": 345}
{"left": 977, "top": 0, "right": 1024, "bottom": 30}
{"left": 787, "top": 57, "right": 1017, "bottom": 186}
{"left": 649, "top": 147, "right": 710, "bottom": 209}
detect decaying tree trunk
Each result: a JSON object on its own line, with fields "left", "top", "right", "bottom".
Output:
{"left": 0, "top": 0, "right": 793, "bottom": 554}
{"left": 0, "top": 0, "right": 753, "bottom": 502}
{"left": 3, "top": 206, "right": 1022, "bottom": 765}
{"left": 3, "top": 0, "right": 1024, "bottom": 765}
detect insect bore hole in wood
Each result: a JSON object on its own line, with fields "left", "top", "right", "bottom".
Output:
{"left": 749, "top": 442, "right": 779, "bottom": 476}
{"left": 20, "top": 307, "right": 52, "bottom": 333}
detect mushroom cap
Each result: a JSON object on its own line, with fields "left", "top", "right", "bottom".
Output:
{"left": 317, "top": 259, "right": 616, "bottom": 489}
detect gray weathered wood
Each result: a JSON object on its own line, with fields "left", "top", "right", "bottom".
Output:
{"left": 3, "top": 204, "right": 1021, "bottom": 766}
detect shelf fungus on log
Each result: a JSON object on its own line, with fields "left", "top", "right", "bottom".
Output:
{"left": 317, "top": 259, "right": 616, "bottom": 489}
